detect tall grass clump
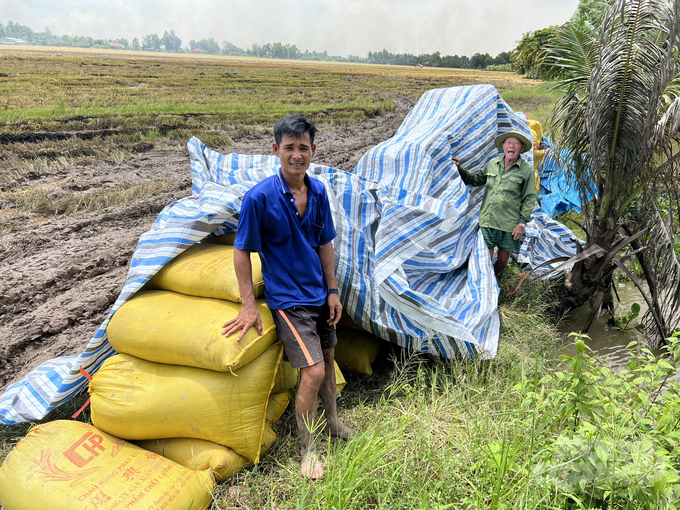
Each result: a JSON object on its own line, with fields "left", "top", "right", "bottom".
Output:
{"left": 523, "top": 334, "right": 680, "bottom": 508}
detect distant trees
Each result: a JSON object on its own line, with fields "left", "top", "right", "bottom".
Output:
{"left": 241, "top": 42, "right": 302, "bottom": 59}
{"left": 141, "top": 34, "right": 161, "bottom": 51}
{"left": 272, "top": 42, "right": 299, "bottom": 59}
{"left": 0, "top": 19, "right": 516, "bottom": 70}
{"left": 470, "top": 52, "right": 495, "bottom": 69}
{"left": 510, "top": 26, "right": 558, "bottom": 78}
{"left": 189, "top": 38, "right": 220, "bottom": 53}
{"left": 3, "top": 20, "right": 33, "bottom": 41}
{"left": 70, "top": 36, "right": 95, "bottom": 48}
{"left": 572, "top": 0, "right": 616, "bottom": 22}
{"left": 361, "top": 48, "right": 509, "bottom": 69}
{"left": 508, "top": 0, "right": 618, "bottom": 78}
{"left": 221, "top": 41, "right": 246, "bottom": 56}
{"left": 161, "top": 30, "right": 182, "bottom": 52}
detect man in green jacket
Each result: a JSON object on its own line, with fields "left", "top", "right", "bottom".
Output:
{"left": 453, "top": 131, "right": 536, "bottom": 277}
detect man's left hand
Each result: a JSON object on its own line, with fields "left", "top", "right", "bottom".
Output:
{"left": 512, "top": 224, "right": 525, "bottom": 241}
{"left": 327, "top": 293, "right": 342, "bottom": 327}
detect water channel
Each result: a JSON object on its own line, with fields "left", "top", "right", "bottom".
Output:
{"left": 559, "top": 280, "right": 653, "bottom": 366}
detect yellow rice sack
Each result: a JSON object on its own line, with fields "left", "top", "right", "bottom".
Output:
{"left": 107, "top": 290, "right": 277, "bottom": 371}
{"left": 272, "top": 359, "right": 300, "bottom": 393}
{"left": 266, "top": 391, "right": 291, "bottom": 424}
{"left": 90, "top": 342, "right": 282, "bottom": 463}
{"left": 335, "top": 361, "right": 346, "bottom": 393}
{"left": 0, "top": 420, "right": 214, "bottom": 510}
{"left": 338, "top": 313, "right": 365, "bottom": 331}
{"left": 334, "top": 327, "right": 381, "bottom": 375}
{"left": 135, "top": 393, "right": 287, "bottom": 482}
{"left": 202, "top": 232, "right": 237, "bottom": 245}
{"left": 136, "top": 437, "right": 249, "bottom": 483}
{"left": 146, "top": 243, "right": 264, "bottom": 302}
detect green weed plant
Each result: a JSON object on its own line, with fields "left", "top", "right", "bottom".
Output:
{"left": 517, "top": 332, "right": 680, "bottom": 509}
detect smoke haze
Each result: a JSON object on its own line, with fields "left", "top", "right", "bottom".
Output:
{"left": 2, "top": 0, "right": 577, "bottom": 56}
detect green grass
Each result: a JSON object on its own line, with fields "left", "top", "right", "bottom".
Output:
{"left": 502, "top": 82, "right": 563, "bottom": 129}
{"left": 206, "top": 276, "right": 680, "bottom": 509}
{"left": 0, "top": 53, "right": 539, "bottom": 133}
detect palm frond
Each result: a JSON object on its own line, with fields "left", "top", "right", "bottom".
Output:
{"left": 545, "top": 0, "right": 680, "bottom": 340}
{"left": 547, "top": 22, "right": 599, "bottom": 82}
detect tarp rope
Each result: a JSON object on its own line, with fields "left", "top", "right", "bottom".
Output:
{"left": 71, "top": 366, "right": 93, "bottom": 419}
{"left": 507, "top": 272, "right": 530, "bottom": 295}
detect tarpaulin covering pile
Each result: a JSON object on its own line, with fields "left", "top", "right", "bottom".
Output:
{"left": 536, "top": 137, "right": 593, "bottom": 218}
{"left": 0, "top": 85, "right": 580, "bottom": 425}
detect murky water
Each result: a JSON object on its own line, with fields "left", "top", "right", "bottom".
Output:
{"left": 560, "top": 281, "right": 651, "bottom": 366}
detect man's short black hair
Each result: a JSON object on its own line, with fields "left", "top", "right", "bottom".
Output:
{"left": 274, "top": 115, "right": 317, "bottom": 146}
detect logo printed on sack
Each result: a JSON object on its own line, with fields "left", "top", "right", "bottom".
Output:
{"left": 88, "top": 488, "right": 112, "bottom": 509}
{"left": 63, "top": 432, "right": 106, "bottom": 468}
{"left": 29, "top": 450, "right": 99, "bottom": 487}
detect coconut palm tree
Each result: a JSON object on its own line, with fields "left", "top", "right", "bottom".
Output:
{"left": 546, "top": 0, "right": 680, "bottom": 341}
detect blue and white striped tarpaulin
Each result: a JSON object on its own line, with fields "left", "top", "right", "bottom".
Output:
{"left": 0, "top": 85, "right": 580, "bottom": 424}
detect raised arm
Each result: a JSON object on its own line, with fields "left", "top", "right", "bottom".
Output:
{"left": 452, "top": 156, "right": 488, "bottom": 187}
{"left": 318, "top": 241, "right": 342, "bottom": 327}
{"left": 222, "top": 248, "right": 263, "bottom": 341}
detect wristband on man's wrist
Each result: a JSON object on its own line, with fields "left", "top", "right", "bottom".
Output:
{"left": 327, "top": 288, "right": 338, "bottom": 295}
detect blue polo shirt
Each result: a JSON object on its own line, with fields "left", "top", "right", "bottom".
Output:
{"left": 234, "top": 170, "right": 337, "bottom": 310}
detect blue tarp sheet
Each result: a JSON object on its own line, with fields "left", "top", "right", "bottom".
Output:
{"left": 0, "top": 85, "right": 580, "bottom": 424}
{"left": 537, "top": 138, "right": 586, "bottom": 217}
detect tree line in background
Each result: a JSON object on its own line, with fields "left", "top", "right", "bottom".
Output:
{"left": 0, "top": 20, "right": 511, "bottom": 70}
{"left": 0, "top": 1, "right": 619, "bottom": 76}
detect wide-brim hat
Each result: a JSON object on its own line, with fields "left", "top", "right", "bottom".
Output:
{"left": 494, "top": 131, "right": 532, "bottom": 153}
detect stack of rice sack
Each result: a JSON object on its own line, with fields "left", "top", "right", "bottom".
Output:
{"left": 91, "top": 236, "right": 301, "bottom": 482}
{"left": 334, "top": 316, "right": 383, "bottom": 376}
{"left": 91, "top": 233, "right": 345, "bottom": 481}
{"left": 0, "top": 234, "right": 348, "bottom": 508}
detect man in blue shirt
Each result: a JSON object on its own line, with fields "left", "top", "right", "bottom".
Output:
{"left": 222, "top": 115, "right": 352, "bottom": 479}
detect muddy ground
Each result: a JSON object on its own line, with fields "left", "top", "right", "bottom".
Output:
{"left": 0, "top": 90, "right": 415, "bottom": 391}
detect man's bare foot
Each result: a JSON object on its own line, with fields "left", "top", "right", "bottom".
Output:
{"left": 325, "top": 421, "right": 354, "bottom": 440}
{"left": 300, "top": 451, "right": 324, "bottom": 479}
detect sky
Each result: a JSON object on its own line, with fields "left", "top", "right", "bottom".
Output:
{"left": 2, "top": 0, "right": 579, "bottom": 57}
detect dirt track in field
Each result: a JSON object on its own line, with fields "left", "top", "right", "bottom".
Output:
{"left": 0, "top": 89, "right": 415, "bottom": 390}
